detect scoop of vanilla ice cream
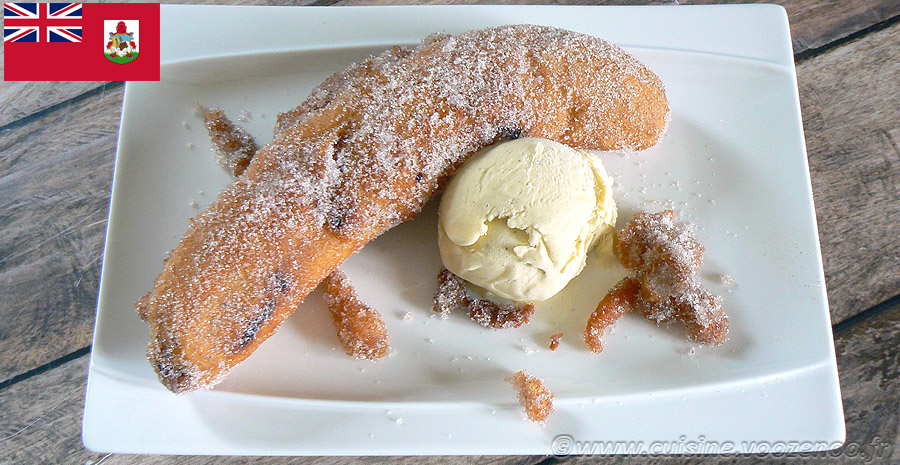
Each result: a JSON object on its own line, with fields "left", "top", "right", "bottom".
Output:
{"left": 438, "top": 137, "right": 617, "bottom": 302}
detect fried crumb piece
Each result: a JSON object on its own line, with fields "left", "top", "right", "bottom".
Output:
{"left": 549, "top": 332, "right": 563, "bottom": 351}
{"left": 586, "top": 210, "right": 728, "bottom": 351}
{"left": 433, "top": 268, "right": 534, "bottom": 329}
{"left": 468, "top": 298, "right": 535, "bottom": 329}
{"left": 322, "top": 269, "right": 389, "bottom": 359}
{"left": 203, "top": 107, "right": 258, "bottom": 176}
{"left": 507, "top": 370, "right": 554, "bottom": 422}
{"left": 584, "top": 277, "right": 640, "bottom": 353}
{"left": 618, "top": 210, "right": 702, "bottom": 273}
{"left": 434, "top": 268, "right": 468, "bottom": 319}
{"left": 636, "top": 287, "right": 728, "bottom": 346}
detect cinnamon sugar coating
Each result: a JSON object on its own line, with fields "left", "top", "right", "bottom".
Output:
{"left": 507, "top": 370, "right": 554, "bottom": 422}
{"left": 204, "top": 108, "right": 258, "bottom": 176}
{"left": 433, "top": 268, "right": 534, "bottom": 329}
{"left": 618, "top": 210, "right": 702, "bottom": 273}
{"left": 322, "top": 270, "right": 389, "bottom": 359}
{"left": 138, "top": 24, "right": 669, "bottom": 393}
{"left": 636, "top": 287, "right": 728, "bottom": 346}
{"left": 584, "top": 211, "right": 728, "bottom": 353}
{"left": 433, "top": 267, "right": 468, "bottom": 319}
{"left": 469, "top": 298, "right": 535, "bottom": 330}
{"left": 620, "top": 211, "right": 728, "bottom": 345}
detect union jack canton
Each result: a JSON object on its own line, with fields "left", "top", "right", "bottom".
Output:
{"left": 4, "top": 3, "right": 83, "bottom": 43}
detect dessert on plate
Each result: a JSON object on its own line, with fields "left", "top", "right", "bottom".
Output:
{"left": 136, "top": 24, "right": 669, "bottom": 393}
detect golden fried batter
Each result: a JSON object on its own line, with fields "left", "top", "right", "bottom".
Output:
{"left": 433, "top": 267, "right": 468, "bottom": 319}
{"left": 549, "top": 332, "right": 563, "bottom": 351}
{"left": 433, "top": 268, "right": 534, "bottom": 329}
{"left": 138, "top": 24, "right": 669, "bottom": 393}
{"left": 203, "top": 107, "right": 258, "bottom": 176}
{"left": 200, "top": 119, "right": 387, "bottom": 359}
{"left": 507, "top": 370, "right": 554, "bottom": 422}
{"left": 322, "top": 270, "right": 389, "bottom": 359}
{"left": 620, "top": 211, "right": 728, "bottom": 346}
{"left": 584, "top": 211, "right": 728, "bottom": 353}
{"left": 584, "top": 277, "right": 640, "bottom": 353}
{"left": 469, "top": 298, "right": 535, "bottom": 330}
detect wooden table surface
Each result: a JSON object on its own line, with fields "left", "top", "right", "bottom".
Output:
{"left": 2, "top": 1, "right": 899, "bottom": 463}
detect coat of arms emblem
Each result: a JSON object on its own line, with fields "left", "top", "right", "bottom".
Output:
{"left": 104, "top": 19, "right": 139, "bottom": 64}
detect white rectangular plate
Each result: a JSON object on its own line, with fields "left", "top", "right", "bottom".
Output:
{"left": 83, "top": 4, "right": 844, "bottom": 455}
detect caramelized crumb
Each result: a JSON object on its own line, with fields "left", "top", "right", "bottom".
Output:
{"left": 434, "top": 268, "right": 468, "bottom": 319}
{"left": 468, "top": 299, "right": 534, "bottom": 329}
{"left": 507, "top": 370, "right": 554, "bottom": 422}
{"left": 618, "top": 210, "right": 702, "bottom": 273}
{"left": 636, "top": 289, "right": 728, "bottom": 346}
{"left": 135, "top": 294, "right": 151, "bottom": 321}
{"left": 549, "top": 332, "right": 563, "bottom": 351}
{"left": 584, "top": 277, "right": 640, "bottom": 353}
{"left": 587, "top": 210, "right": 728, "bottom": 351}
{"left": 204, "top": 107, "right": 258, "bottom": 176}
{"left": 433, "top": 268, "right": 533, "bottom": 329}
{"left": 322, "top": 270, "right": 389, "bottom": 359}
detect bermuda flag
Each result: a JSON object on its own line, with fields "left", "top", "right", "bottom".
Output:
{"left": 3, "top": 3, "right": 159, "bottom": 80}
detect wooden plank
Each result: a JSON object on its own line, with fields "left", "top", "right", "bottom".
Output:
{"left": 5, "top": 298, "right": 899, "bottom": 462}
{"left": 0, "top": 355, "right": 542, "bottom": 464}
{"left": 828, "top": 298, "right": 900, "bottom": 465}
{"left": 0, "top": 356, "right": 98, "bottom": 465}
{"left": 0, "top": 82, "right": 108, "bottom": 128}
{"left": 798, "top": 22, "right": 900, "bottom": 324}
{"left": 0, "top": 85, "right": 122, "bottom": 382}
{"left": 779, "top": 0, "right": 899, "bottom": 54}
{"left": 329, "top": 0, "right": 900, "bottom": 56}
